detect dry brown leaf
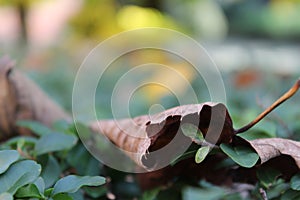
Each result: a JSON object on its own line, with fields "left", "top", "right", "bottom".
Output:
{"left": 0, "top": 56, "right": 70, "bottom": 141}
{"left": 247, "top": 138, "right": 300, "bottom": 168}
{"left": 90, "top": 103, "right": 234, "bottom": 169}
{"left": 91, "top": 77, "right": 300, "bottom": 169}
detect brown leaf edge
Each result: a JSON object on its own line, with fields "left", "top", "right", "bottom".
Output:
{"left": 246, "top": 138, "right": 300, "bottom": 168}
{"left": 91, "top": 102, "right": 235, "bottom": 169}
{"left": 0, "top": 56, "right": 70, "bottom": 141}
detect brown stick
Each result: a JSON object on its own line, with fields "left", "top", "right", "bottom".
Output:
{"left": 235, "top": 79, "right": 300, "bottom": 134}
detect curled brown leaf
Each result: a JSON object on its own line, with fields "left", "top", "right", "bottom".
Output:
{"left": 247, "top": 138, "right": 300, "bottom": 168}
{"left": 0, "top": 56, "right": 70, "bottom": 141}
{"left": 91, "top": 103, "right": 234, "bottom": 169}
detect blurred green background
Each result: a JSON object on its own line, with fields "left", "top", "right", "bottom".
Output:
{"left": 0, "top": 0, "right": 300, "bottom": 137}
{"left": 1, "top": 1, "right": 300, "bottom": 199}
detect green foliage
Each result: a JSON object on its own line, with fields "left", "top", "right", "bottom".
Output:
{"left": 1, "top": 71, "right": 300, "bottom": 199}
{"left": 17, "top": 120, "right": 53, "bottom": 136}
{"left": 164, "top": 107, "right": 299, "bottom": 200}
{"left": 257, "top": 167, "right": 281, "bottom": 189}
{"left": 3, "top": 0, "right": 300, "bottom": 198}
{"left": 220, "top": 143, "right": 259, "bottom": 168}
{"left": 0, "top": 150, "right": 19, "bottom": 174}
{"left": 182, "top": 181, "right": 239, "bottom": 200}
{"left": 0, "top": 121, "right": 106, "bottom": 199}
{"left": 195, "top": 146, "right": 210, "bottom": 164}
{"left": 41, "top": 155, "right": 61, "bottom": 188}
{"left": 281, "top": 189, "right": 300, "bottom": 200}
{"left": 180, "top": 123, "right": 211, "bottom": 164}
{"left": 291, "top": 173, "right": 300, "bottom": 191}
{"left": 52, "top": 175, "right": 106, "bottom": 195}
{"left": 35, "top": 133, "right": 77, "bottom": 155}
{"left": 0, "top": 160, "right": 41, "bottom": 194}
{"left": 15, "top": 184, "right": 43, "bottom": 198}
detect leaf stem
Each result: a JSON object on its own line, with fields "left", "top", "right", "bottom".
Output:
{"left": 235, "top": 79, "right": 300, "bottom": 134}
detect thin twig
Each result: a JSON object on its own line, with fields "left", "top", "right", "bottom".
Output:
{"left": 17, "top": 147, "right": 35, "bottom": 160}
{"left": 235, "top": 79, "right": 300, "bottom": 134}
{"left": 259, "top": 188, "right": 268, "bottom": 200}
{"left": 255, "top": 95, "right": 292, "bottom": 137}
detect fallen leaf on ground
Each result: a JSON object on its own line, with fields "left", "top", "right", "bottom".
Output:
{"left": 90, "top": 103, "right": 234, "bottom": 169}
{"left": 246, "top": 138, "right": 300, "bottom": 168}
{"left": 0, "top": 56, "right": 70, "bottom": 141}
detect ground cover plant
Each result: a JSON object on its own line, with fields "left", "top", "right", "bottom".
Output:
{"left": 0, "top": 57, "right": 300, "bottom": 200}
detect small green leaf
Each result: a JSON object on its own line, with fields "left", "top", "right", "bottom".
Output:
{"left": 0, "top": 193, "right": 13, "bottom": 200}
{"left": 220, "top": 144, "right": 259, "bottom": 168}
{"left": 44, "top": 188, "right": 54, "bottom": 197}
{"left": 52, "top": 175, "right": 106, "bottom": 196}
{"left": 0, "top": 160, "right": 41, "bottom": 194}
{"left": 181, "top": 123, "right": 204, "bottom": 142}
{"left": 66, "top": 144, "right": 100, "bottom": 176}
{"left": 15, "top": 184, "right": 42, "bottom": 198}
{"left": 2, "top": 137, "right": 37, "bottom": 147}
{"left": 291, "top": 173, "right": 300, "bottom": 191}
{"left": 35, "top": 133, "right": 78, "bottom": 155}
{"left": 52, "top": 120, "right": 71, "bottom": 132}
{"left": 17, "top": 120, "right": 53, "bottom": 136}
{"left": 34, "top": 177, "right": 45, "bottom": 194}
{"left": 0, "top": 150, "right": 19, "bottom": 174}
{"left": 41, "top": 155, "right": 61, "bottom": 188}
{"left": 257, "top": 167, "right": 281, "bottom": 188}
{"left": 266, "top": 179, "right": 289, "bottom": 199}
{"left": 195, "top": 146, "right": 210, "bottom": 164}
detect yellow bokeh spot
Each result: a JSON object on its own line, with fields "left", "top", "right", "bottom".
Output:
{"left": 116, "top": 5, "right": 178, "bottom": 30}
{"left": 144, "top": 62, "right": 196, "bottom": 102}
